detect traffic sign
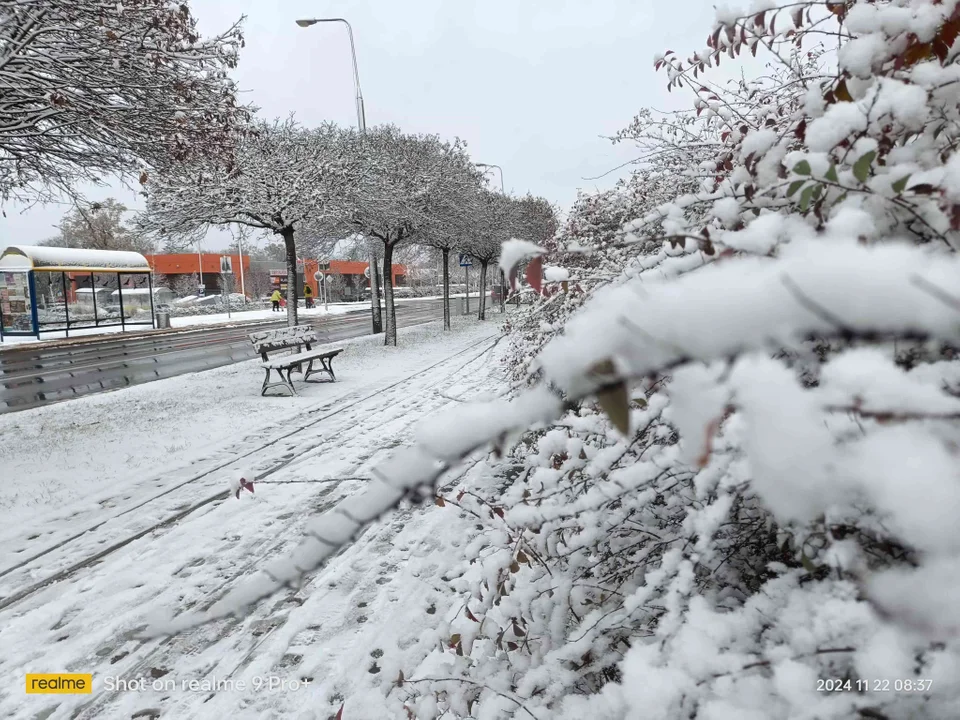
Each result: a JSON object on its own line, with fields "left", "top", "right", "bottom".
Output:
{"left": 220, "top": 256, "right": 233, "bottom": 274}
{"left": 364, "top": 265, "right": 371, "bottom": 279}
{"left": 197, "top": 283, "right": 205, "bottom": 297}
{"left": 459, "top": 254, "right": 473, "bottom": 267}
{"left": 296, "top": 258, "right": 304, "bottom": 273}
{"left": 313, "top": 271, "right": 323, "bottom": 281}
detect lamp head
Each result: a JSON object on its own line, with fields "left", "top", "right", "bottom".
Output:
{"left": 295, "top": 18, "right": 316, "bottom": 27}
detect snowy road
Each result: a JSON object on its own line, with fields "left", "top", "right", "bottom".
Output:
{"left": 0, "top": 319, "right": 506, "bottom": 719}
{"left": 0, "top": 299, "right": 457, "bottom": 414}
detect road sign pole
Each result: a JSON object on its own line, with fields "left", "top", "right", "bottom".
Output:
{"left": 236, "top": 237, "right": 246, "bottom": 304}
{"left": 219, "top": 256, "right": 234, "bottom": 319}
{"left": 465, "top": 264, "right": 469, "bottom": 314}
{"left": 315, "top": 263, "right": 331, "bottom": 312}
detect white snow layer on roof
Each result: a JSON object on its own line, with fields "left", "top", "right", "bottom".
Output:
{"left": 0, "top": 245, "right": 150, "bottom": 271}
{"left": 110, "top": 288, "right": 170, "bottom": 296}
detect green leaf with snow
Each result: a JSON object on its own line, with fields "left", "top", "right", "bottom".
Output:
{"left": 793, "top": 160, "right": 811, "bottom": 176}
{"left": 824, "top": 164, "right": 838, "bottom": 183}
{"left": 799, "top": 184, "right": 816, "bottom": 212}
{"left": 853, "top": 151, "right": 875, "bottom": 184}
{"left": 787, "top": 180, "right": 806, "bottom": 197}
{"left": 892, "top": 175, "right": 910, "bottom": 194}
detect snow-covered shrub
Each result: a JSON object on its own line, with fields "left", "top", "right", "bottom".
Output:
{"left": 385, "top": 2, "right": 960, "bottom": 716}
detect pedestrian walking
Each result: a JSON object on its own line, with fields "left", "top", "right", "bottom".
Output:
{"left": 304, "top": 283, "right": 314, "bottom": 309}
{"left": 270, "top": 289, "right": 282, "bottom": 312}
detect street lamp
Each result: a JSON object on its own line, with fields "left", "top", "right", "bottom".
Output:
{"left": 476, "top": 162, "right": 507, "bottom": 311}
{"left": 295, "top": 18, "right": 366, "bottom": 132}
{"left": 475, "top": 163, "right": 504, "bottom": 193}
{"left": 296, "top": 16, "right": 382, "bottom": 333}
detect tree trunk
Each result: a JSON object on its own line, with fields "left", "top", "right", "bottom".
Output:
{"left": 478, "top": 260, "right": 488, "bottom": 321}
{"left": 368, "top": 248, "right": 383, "bottom": 334}
{"left": 382, "top": 241, "right": 397, "bottom": 346}
{"left": 281, "top": 226, "right": 298, "bottom": 327}
{"left": 442, "top": 247, "right": 451, "bottom": 331}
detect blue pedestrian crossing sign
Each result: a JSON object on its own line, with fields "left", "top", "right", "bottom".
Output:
{"left": 458, "top": 254, "right": 473, "bottom": 267}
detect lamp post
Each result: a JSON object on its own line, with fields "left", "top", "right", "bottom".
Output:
{"left": 475, "top": 163, "right": 504, "bottom": 193}
{"left": 296, "top": 17, "right": 382, "bottom": 334}
{"left": 196, "top": 241, "right": 204, "bottom": 297}
{"left": 295, "top": 18, "right": 366, "bottom": 133}
{"left": 477, "top": 163, "right": 507, "bottom": 312}
{"left": 236, "top": 231, "right": 246, "bottom": 305}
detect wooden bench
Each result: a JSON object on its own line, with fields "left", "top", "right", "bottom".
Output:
{"left": 248, "top": 325, "right": 343, "bottom": 397}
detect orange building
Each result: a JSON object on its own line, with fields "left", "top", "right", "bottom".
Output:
{"left": 144, "top": 253, "right": 251, "bottom": 296}
{"left": 140, "top": 253, "right": 405, "bottom": 300}
{"left": 302, "top": 259, "right": 406, "bottom": 298}
{"left": 147, "top": 252, "right": 252, "bottom": 276}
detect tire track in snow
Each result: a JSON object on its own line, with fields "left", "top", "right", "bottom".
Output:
{"left": 0, "top": 333, "right": 499, "bottom": 613}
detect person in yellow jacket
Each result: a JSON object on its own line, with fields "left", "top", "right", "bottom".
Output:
{"left": 304, "top": 283, "right": 314, "bottom": 309}
{"left": 270, "top": 289, "right": 282, "bottom": 312}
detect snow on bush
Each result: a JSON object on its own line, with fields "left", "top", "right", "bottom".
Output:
{"left": 162, "top": 1, "right": 960, "bottom": 717}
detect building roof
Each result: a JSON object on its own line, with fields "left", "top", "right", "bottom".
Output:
{"left": 0, "top": 245, "right": 151, "bottom": 273}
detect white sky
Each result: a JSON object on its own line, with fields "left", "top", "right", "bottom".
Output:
{"left": 3, "top": 0, "right": 721, "bottom": 250}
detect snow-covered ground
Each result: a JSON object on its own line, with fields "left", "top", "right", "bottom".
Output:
{"left": 168, "top": 304, "right": 355, "bottom": 328}
{"left": 0, "top": 317, "right": 507, "bottom": 719}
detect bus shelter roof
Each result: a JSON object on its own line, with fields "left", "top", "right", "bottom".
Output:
{"left": 0, "top": 245, "right": 151, "bottom": 273}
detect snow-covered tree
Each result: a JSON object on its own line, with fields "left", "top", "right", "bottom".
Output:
{"left": 136, "top": 117, "right": 359, "bottom": 325}
{"left": 414, "top": 182, "right": 484, "bottom": 329}
{"left": 0, "top": 0, "right": 249, "bottom": 203}
{"left": 43, "top": 198, "right": 152, "bottom": 254}
{"left": 464, "top": 190, "right": 517, "bottom": 321}
{"left": 337, "top": 125, "right": 484, "bottom": 344}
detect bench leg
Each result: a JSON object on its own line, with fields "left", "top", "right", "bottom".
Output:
{"left": 303, "top": 356, "right": 336, "bottom": 383}
{"left": 261, "top": 367, "right": 297, "bottom": 397}
{"left": 323, "top": 355, "right": 337, "bottom": 382}
{"left": 282, "top": 367, "right": 297, "bottom": 395}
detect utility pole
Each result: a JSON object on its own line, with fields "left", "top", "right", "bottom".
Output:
{"left": 236, "top": 232, "right": 246, "bottom": 304}
{"left": 196, "top": 241, "right": 204, "bottom": 297}
{"left": 296, "top": 17, "right": 381, "bottom": 334}
{"left": 476, "top": 163, "right": 507, "bottom": 312}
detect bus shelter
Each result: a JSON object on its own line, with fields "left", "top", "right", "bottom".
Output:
{"left": 0, "top": 245, "right": 156, "bottom": 341}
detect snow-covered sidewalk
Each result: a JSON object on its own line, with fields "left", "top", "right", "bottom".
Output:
{"left": 0, "top": 317, "right": 507, "bottom": 720}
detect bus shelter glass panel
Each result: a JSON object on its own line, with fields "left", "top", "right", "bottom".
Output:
{"left": 92, "top": 272, "right": 120, "bottom": 323}
{"left": 116, "top": 274, "right": 153, "bottom": 324}
{"left": 34, "top": 271, "right": 69, "bottom": 332}
{"left": 0, "top": 271, "right": 35, "bottom": 334}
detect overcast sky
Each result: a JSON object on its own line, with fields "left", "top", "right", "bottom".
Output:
{"left": 4, "top": 0, "right": 717, "bottom": 251}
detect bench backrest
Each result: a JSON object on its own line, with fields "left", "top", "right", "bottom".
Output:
{"left": 248, "top": 324, "right": 319, "bottom": 356}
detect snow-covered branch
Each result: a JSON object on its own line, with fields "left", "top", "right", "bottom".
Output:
{"left": 0, "top": 0, "right": 250, "bottom": 203}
